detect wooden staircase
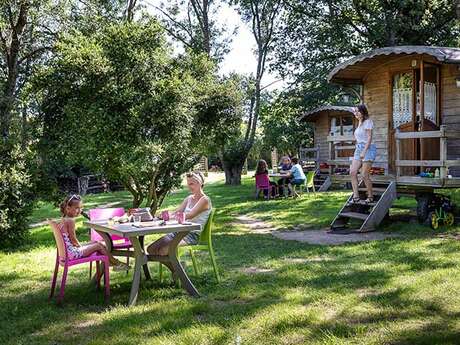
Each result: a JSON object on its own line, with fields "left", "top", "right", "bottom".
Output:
{"left": 314, "top": 173, "right": 332, "bottom": 192}
{"left": 330, "top": 181, "right": 397, "bottom": 233}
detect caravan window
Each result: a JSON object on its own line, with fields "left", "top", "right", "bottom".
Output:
{"left": 329, "top": 114, "right": 354, "bottom": 136}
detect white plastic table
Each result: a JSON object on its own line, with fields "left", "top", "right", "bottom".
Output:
{"left": 85, "top": 219, "right": 201, "bottom": 306}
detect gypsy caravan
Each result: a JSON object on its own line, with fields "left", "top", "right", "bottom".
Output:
{"left": 299, "top": 105, "right": 356, "bottom": 191}
{"left": 326, "top": 46, "right": 460, "bottom": 232}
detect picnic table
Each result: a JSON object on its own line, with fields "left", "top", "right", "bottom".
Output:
{"left": 268, "top": 172, "right": 291, "bottom": 197}
{"left": 268, "top": 172, "right": 289, "bottom": 178}
{"left": 85, "top": 219, "right": 201, "bottom": 306}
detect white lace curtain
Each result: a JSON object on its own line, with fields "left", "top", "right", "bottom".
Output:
{"left": 393, "top": 88, "right": 412, "bottom": 128}
{"left": 393, "top": 82, "right": 437, "bottom": 129}
{"left": 423, "top": 82, "right": 436, "bottom": 124}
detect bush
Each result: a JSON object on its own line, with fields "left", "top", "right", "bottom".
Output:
{"left": 0, "top": 143, "right": 34, "bottom": 248}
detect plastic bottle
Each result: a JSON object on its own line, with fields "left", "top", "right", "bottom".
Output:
{"left": 435, "top": 168, "right": 440, "bottom": 178}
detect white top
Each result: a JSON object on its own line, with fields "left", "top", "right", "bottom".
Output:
{"left": 354, "top": 119, "right": 374, "bottom": 144}
{"left": 184, "top": 195, "right": 212, "bottom": 229}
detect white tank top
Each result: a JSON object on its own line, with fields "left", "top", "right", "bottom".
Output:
{"left": 185, "top": 195, "right": 212, "bottom": 228}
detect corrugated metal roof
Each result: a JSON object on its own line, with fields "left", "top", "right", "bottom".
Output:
{"left": 299, "top": 105, "right": 355, "bottom": 122}
{"left": 328, "top": 46, "right": 460, "bottom": 84}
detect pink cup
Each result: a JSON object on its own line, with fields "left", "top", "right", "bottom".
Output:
{"left": 161, "top": 210, "right": 169, "bottom": 221}
{"left": 176, "top": 211, "right": 185, "bottom": 224}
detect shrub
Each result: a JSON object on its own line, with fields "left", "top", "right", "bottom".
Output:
{"left": 0, "top": 143, "right": 34, "bottom": 248}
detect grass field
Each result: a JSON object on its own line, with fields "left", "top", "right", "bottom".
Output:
{"left": 3, "top": 173, "right": 460, "bottom": 345}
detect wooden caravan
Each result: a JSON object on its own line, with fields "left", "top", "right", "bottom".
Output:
{"left": 299, "top": 105, "right": 355, "bottom": 191}
{"left": 325, "top": 46, "right": 460, "bottom": 232}
{"left": 328, "top": 46, "right": 460, "bottom": 188}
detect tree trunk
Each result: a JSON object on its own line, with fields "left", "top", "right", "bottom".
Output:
{"left": 21, "top": 103, "right": 27, "bottom": 148}
{"left": 0, "top": 2, "right": 29, "bottom": 141}
{"left": 126, "top": 0, "right": 137, "bottom": 22}
{"left": 0, "top": 84, "right": 15, "bottom": 140}
{"left": 223, "top": 164, "right": 243, "bottom": 185}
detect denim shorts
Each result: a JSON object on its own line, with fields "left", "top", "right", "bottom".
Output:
{"left": 353, "top": 143, "right": 377, "bottom": 162}
{"left": 291, "top": 178, "right": 306, "bottom": 186}
{"left": 164, "top": 231, "right": 199, "bottom": 245}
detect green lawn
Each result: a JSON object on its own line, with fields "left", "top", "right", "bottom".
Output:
{"left": 3, "top": 174, "right": 460, "bottom": 345}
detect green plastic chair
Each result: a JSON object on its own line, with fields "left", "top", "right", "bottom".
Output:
{"left": 159, "top": 209, "right": 220, "bottom": 283}
{"left": 292, "top": 171, "right": 315, "bottom": 196}
{"left": 305, "top": 171, "right": 316, "bottom": 193}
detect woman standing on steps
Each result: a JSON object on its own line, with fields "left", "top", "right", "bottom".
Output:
{"left": 350, "top": 104, "right": 377, "bottom": 204}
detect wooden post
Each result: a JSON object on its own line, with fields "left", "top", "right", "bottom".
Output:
{"left": 440, "top": 125, "right": 447, "bottom": 179}
{"left": 411, "top": 68, "right": 417, "bottom": 176}
{"left": 396, "top": 129, "right": 401, "bottom": 177}
{"left": 271, "top": 148, "right": 278, "bottom": 170}
{"left": 420, "top": 59, "right": 425, "bottom": 162}
{"left": 436, "top": 65, "right": 441, "bottom": 126}
{"left": 328, "top": 140, "right": 333, "bottom": 175}
{"left": 316, "top": 145, "right": 320, "bottom": 171}
{"left": 204, "top": 157, "right": 209, "bottom": 177}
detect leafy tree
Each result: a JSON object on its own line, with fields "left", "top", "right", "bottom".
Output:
{"left": 151, "top": 0, "right": 233, "bottom": 62}
{"left": 218, "top": 0, "right": 282, "bottom": 185}
{"left": 261, "top": 93, "right": 312, "bottom": 157}
{"left": 272, "top": 0, "right": 460, "bottom": 111}
{"left": 0, "top": 142, "right": 33, "bottom": 248}
{"left": 0, "top": 0, "right": 69, "bottom": 142}
{"left": 35, "top": 19, "right": 241, "bottom": 211}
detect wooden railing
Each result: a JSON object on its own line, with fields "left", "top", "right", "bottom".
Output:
{"left": 395, "top": 125, "right": 460, "bottom": 178}
{"left": 299, "top": 147, "right": 320, "bottom": 169}
{"left": 326, "top": 135, "right": 355, "bottom": 166}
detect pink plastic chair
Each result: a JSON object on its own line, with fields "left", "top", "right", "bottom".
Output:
{"left": 48, "top": 220, "right": 109, "bottom": 303}
{"left": 88, "top": 208, "right": 132, "bottom": 277}
{"left": 255, "top": 174, "right": 273, "bottom": 199}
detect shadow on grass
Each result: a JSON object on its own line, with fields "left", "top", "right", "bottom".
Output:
{"left": 4, "top": 229, "right": 460, "bottom": 344}
{"left": 5, "top": 177, "right": 460, "bottom": 344}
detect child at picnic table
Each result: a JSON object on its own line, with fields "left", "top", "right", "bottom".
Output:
{"left": 147, "top": 171, "right": 212, "bottom": 256}
{"left": 277, "top": 156, "right": 292, "bottom": 196}
{"left": 255, "top": 159, "right": 278, "bottom": 198}
{"left": 286, "top": 157, "right": 306, "bottom": 195}
{"left": 56, "top": 194, "right": 129, "bottom": 271}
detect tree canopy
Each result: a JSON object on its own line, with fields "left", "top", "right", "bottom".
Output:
{"left": 272, "top": 0, "right": 460, "bottom": 110}
{"left": 35, "top": 19, "right": 241, "bottom": 210}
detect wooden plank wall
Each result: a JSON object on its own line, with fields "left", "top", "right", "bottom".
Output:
{"left": 441, "top": 64, "right": 460, "bottom": 177}
{"left": 314, "top": 116, "right": 330, "bottom": 163}
{"left": 362, "top": 69, "right": 389, "bottom": 172}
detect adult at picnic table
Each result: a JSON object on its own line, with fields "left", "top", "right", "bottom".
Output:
{"left": 277, "top": 156, "right": 292, "bottom": 196}
{"left": 349, "top": 104, "right": 376, "bottom": 204}
{"left": 147, "top": 171, "right": 212, "bottom": 256}
{"left": 285, "top": 157, "right": 306, "bottom": 196}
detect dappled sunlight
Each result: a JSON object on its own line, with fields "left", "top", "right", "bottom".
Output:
{"left": 3, "top": 176, "right": 460, "bottom": 344}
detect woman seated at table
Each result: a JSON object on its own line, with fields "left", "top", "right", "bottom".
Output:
{"left": 147, "top": 171, "right": 212, "bottom": 256}
{"left": 286, "top": 157, "right": 306, "bottom": 193}
{"left": 277, "top": 156, "right": 292, "bottom": 196}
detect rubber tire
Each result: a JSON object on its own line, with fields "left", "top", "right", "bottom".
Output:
{"left": 445, "top": 213, "right": 455, "bottom": 226}
{"left": 429, "top": 211, "right": 439, "bottom": 230}
{"left": 416, "top": 195, "right": 431, "bottom": 223}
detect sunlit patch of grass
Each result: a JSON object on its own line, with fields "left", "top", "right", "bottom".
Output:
{"left": 2, "top": 175, "right": 460, "bottom": 344}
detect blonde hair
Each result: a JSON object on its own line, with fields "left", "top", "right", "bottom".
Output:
{"left": 186, "top": 171, "right": 205, "bottom": 186}
{"left": 59, "top": 194, "right": 82, "bottom": 216}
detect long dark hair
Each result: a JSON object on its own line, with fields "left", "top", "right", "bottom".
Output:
{"left": 256, "top": 159, "right": 268, "bottom": 175}
{"left": 357, "top": 104, "right": 369, "bottom": 120}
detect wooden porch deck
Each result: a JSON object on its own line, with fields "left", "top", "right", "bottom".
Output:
{"left": 331, "top": 174, "right": 460, "bottom": 190}
{"left": 325, "top": 126, "right": 460, "bottom": 192}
